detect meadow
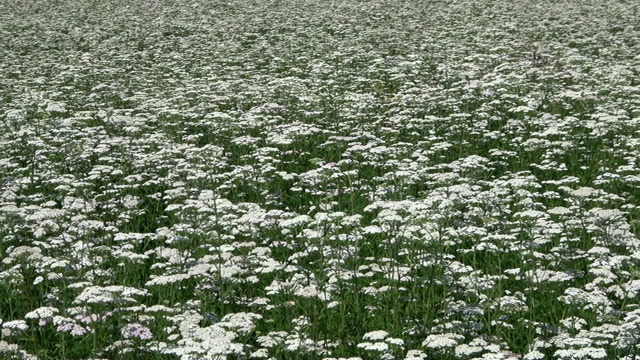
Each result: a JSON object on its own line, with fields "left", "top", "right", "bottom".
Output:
{"left": 0, "top": 0, "right": 639, "bottom": 359}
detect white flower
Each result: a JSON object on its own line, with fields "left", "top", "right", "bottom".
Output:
{"left": 498, "top": 295, "right": 528, "bottom": 313}
{"left": 73, "top": 285, "right": 149, "bottom": 304}
{"left": 363, "top": 330, "right": 389, "bottom": 341}
{"left": 145, "top": 273, "right": 192, "bottom": 286}
{"left": 163, "top": 310, "right": 241, "bottom": 358}
{"left": 357, "top": 341, "right": 389, "bottom": 352}
{"left": 45, "top": 101, "right": 66, "bottom": 113}
{"left": 455, "top": 343, "right": 484, "bottom": 357}
{"left": 559, "top": 316, "right": 587, "bottom": 331}
{"left": 53, "top": 316, "right": 89, "bottom": 336}
{"left": 555, "top": 347, "right": 607, "bottom": 359}
{"left": 122, "top": 323, "right": 153, "bottom": 340}
{"left": 294, "top": 285, "right": 320, "bottom": 298}
{"left": 25, "top": 307, "right": 59, "bottom": 321}
{"left": 280, "top": 215, "right": 312, "bottom": 228}
{"left": 523, "top": 350, "right": 545, "bottom": 360}
{"left": 548, "top": 206, "right": 573, "bottom": 216}
{"left": 405, "top": 349, "right": 428, "bottom": 359}
{"left": 219, "top": 312, "right": 262, "bottom": 334}
{"left": 422, "top": 333, "right": 463, "bottom": 349}
{"left": 249, "top": 348, "right": 269, "bottom": 358}
{"left": 0, "top": 339, "right": 38, "bottom": 359}
{"left": 386, "top": 337, "right": 404, "bottom": 346}
{"left": 256, "top": 331, "right": 288, "bottom": 348}
{"left": 362, "top": 225, "right": 384, "bottom": 234}
{"left": 2, "top": 320, "right": 28, "bottom": 331}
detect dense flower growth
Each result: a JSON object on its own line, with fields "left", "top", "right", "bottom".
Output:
{"left": 1, "top": 0, "right": 639, "bottom": 359}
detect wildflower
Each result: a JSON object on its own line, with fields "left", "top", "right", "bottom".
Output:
{"left": 363, "top": 330, "right": 389, "bottom": 341}
{"left": 162, "top": 310, "right": 241, "bottom": 358}
{"left": 250, "top": 348, "right": 269, "bottom": 358}
{"left": 405, "top": 349, "right": 428, "bottom": 359}
{"left": 560, "top": 316, "right": 587, "bottom": 331}
{"left": 422, "top": 333, "right": 463, "bottom": 349}
{"left": 523, "top": 350, "right": 545, "bottom": 360}
{"left": 24, "top": 307, "right": 59, "bottom": 326}
{"left": 455, "top": 343, "right": 484, "bottom": 357}
{"left": 294, "top": 285, "right": 321, "bottom": 298}
{"left": 219, "top": 312, "right": 262, "bottom": 334}
{"left": 53, "top": 317, "right": 88, "bottom": 337}
{"left": 145, "top": 273, "right": 193, "bottom": 286}
{"left": 2, "top": 320, "right": 28, "bottom": 331}
{"left": 122, "top": 323, "right": 153, "bottom": 340}
{"left": 356, "top": 341, "right": 389, "bottom": 352}
{"left": 0, "top": 339, "right": 38, "bottom": 359}
{"left": 73, "top": 285, "right": 150, "bottom": 304}
{"left": 554, "top": 347, "right": 607, "bottom": 359}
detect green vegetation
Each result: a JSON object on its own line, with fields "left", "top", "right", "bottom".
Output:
{"left": 0, "top": 0, "right": 639, "bottom": 359}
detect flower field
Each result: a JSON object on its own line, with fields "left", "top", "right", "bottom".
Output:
{"left": 1, "top": 0, "right": 639, "bottom": 359}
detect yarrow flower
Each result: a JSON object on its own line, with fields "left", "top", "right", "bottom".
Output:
{"left": 356, "top": 341, "right": 388, "bottom": 352}
{"left": 2, "top": 320, "right": 28, "bottom": 331}
{"left": 455, "top": 343, "right": 484, "bottom": 357}
{"left": 523, "top": 350, "right": 545, "bottom": 360}
{"left": 405, "top": 349, "right": 428, "bottom": 359}
{"left": 0, "top": 339, "right": 38, "bottom": 360}
{"left": 53, "top": 317, "right": 88, "bottom": 337}
{"left": 121, "top": 323, "right": 153, "bottom": 340}
{"left": 219, "top": 312, "right": 262, "bottom": 334}
{"left": 24, "top": 307, "right": 59, "bottom": 326}
{"left": 554, "top": 347, "right": 607, "bottom": 359}
{"left": 422, "top": 333, "right": 463, "bottom": 349}
{"left": 363, "top": 330, "right": 389, "bottom": 341}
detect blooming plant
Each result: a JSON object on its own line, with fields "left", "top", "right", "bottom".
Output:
{"left": 0, "top": 0, "right": 639, "bottom": 359}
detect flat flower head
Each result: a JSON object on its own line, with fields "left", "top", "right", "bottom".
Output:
{"left": 363, "top": 330, "right": 389, "bottom": 341}
{"left": 122, "top": 323, "right": 153, "bottom": 340}
{"left": 405, "top": 349, "right": 428, "bottom": 359}
{"left": 24, "top": 307, "right": 59, "bottom": 321}
{"left": 2, "top": 320, "right": 28, "bottom": 331}
{"left": 356, "top": 341, "right": 389, "bottom": 352}
{"left": 422, "top": 333, "right": 463, "bottom": 349}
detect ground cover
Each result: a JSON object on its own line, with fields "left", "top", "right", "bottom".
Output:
{"left": 0, "top": 0, "right": 639, "bottom": 359}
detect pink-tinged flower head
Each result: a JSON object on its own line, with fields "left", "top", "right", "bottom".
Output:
{"left": 122, "top": 323, "right": 153, "bottom": 340}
